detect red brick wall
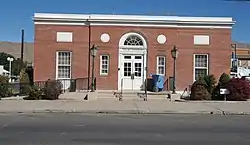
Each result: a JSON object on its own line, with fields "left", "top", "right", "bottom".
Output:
{"left": 34, "top": 24, "right": 232, "bottom": 91}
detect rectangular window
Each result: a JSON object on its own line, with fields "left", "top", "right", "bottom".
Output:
{"left": 157, "top": 56, "right": 166, "bottom": 76}
{"left": 100, "top": 55, "right": 109, "bottom": 75}
{"left": 194, "top": 35, "right": 210, "bottom": 45}
{"left": 57, "top": 32, "right": 73, "bottom": 42}
{"left": 56, "top": 51, "right": 72, "bottom": 79}
{"left": 194, "top": 54, "right": 209, "bottom": 81}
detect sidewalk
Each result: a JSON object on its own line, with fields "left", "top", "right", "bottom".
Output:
{"left": 0, "top": 99, "right": 250, "bottom": 115}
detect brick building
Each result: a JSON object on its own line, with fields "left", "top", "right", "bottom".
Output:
{"left": 231, "top": 43, "right": 250, "bottom": 69}
{"left": 33, "top": 13, "right": 235, "bottom": 92}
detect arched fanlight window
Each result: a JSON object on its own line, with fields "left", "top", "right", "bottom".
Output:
{"left": 124, "top": 35, "right": 144, "bottom": 46}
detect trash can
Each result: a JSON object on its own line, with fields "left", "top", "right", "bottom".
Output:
{"left": 169, "top": 77, "right": 174, "bottom": 91}
{"left": 69, "top": 79, "right": 76, "bottom": 92}
{"left": 150, "top": 74, "right": 165, "bottom": 92}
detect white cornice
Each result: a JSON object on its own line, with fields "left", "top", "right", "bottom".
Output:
{"left": 33, "top": 13, "right": 235, "bottom": 29}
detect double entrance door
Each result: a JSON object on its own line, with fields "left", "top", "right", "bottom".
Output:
{"left": 121, "top": 55, "right": 144, "bottom": 90}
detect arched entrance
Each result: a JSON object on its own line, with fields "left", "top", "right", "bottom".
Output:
{"left": 118, "top": 32, "right": 147, "bottom": 91}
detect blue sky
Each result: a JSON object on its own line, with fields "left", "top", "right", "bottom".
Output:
{"left": 0, "top": 0, "right": 249, "bottom": 43}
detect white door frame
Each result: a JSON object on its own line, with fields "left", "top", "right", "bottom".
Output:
{"left": 118, "top": 32, "right": 147, "bottom": 91}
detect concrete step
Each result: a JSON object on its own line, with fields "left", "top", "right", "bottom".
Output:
{"left": 97, "top": 90, "right": 171, "bottom": 101}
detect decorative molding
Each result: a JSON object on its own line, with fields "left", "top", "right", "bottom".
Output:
{"left": 56, "top": 32, "right": 73, "bottom": 42}
{"left": 34, "top": 13, "right": 235, "bottom": 29}
{"left": 194, "top": 35, "right": 210, "bottom": 45}
{"left": 100, "top": 33, "right": 110, "bottom": 43}
{"left": 157, "top": 34, "right": 167, "bottom": 44}
{"left": 34, "top": 21, "right": 233, "bottom": 29}
{"left": 119, "top": 32, "right": 147, "bottom": 48}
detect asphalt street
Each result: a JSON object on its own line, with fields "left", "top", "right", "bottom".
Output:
{"left": 0, "top": 113, "right": 249, "bottom": 145}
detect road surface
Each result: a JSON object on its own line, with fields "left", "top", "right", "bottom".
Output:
{"left": 0, "top": 113, "right": 249, "bottom": 145}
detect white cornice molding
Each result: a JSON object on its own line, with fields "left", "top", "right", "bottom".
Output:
{"left": 33, "top": 13, "right": 235, "bottom": 28}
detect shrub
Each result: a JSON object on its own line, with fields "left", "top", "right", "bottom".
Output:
{"left": 19, "top": 69, "right": 31, "bottom": 95}
{"left": 24, "top": 86, "right": 43, "bottom": 100}
{"left": 0, "top": 75, "right": 8, "bottom": 83}
{"left": 225, "top": 77, "right": 250, "bottom": 101}
{"left": 190, "top": 79, "right": 211, "bottom": 100}
{"left": 0, "top": 75, "right": 10, "bottom": 98}
{"left": 203, "top": 75, "right": 217, "bottom": 94}
{"left": 219, "top": 73, "right": 231, "bottom": 86}
{"left": 212, "top": 73, "right": 231, "bottom": 100}
{"left": 43, "top": 79, "right": 63, "bottom": 100}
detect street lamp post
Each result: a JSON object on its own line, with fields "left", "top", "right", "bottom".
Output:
{"left": 231, "top": 44, "right": 237, "bottom": 72}
{"left": 90, "top": 45, "right": 98, "bottom": 92}
{"left": 171, "top": 45, "right": 179, "bottom": 94}
{"left": 7, "top": 57, "right": 14, "bottom": 82}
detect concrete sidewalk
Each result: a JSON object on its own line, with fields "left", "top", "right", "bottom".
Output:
{"left": 0, "top": 99, "right": 250, "bottom": 115}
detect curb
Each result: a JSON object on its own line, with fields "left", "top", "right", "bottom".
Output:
{"left": 0, "top": 110, "right": 249, "bottom": 115}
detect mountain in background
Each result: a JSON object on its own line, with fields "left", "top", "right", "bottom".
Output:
{"left": 0, "top": 41, "right": 33, "bottom": 63}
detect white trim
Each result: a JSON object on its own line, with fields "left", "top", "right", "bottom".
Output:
{"left": 55, "top": 52, "right": 59, "bottom": 79}
{"left": 194, "top": 35, "right": 210, "bottom": 45}
{"left": 34, "top": 13, "right": 234, "bottom": 24}
{"left": 34, "top": 22, "right": 233, "bottom": 29}
{"left": 100, "top": 55, "right": 109, "bottom": 76}
{"left": 193, "top": 54, "right": 209, "bottom": 82}
{"left": 119, "top": 32, "right": 147, "bottom": 48}
{"left": 56, "top": 51, "right": 72, "bottom": 80}
{"left": 156, "top": 56, "right": 166, "bottom": 76}
{"left": 56, "top": 32, "right": 73, "bottom": 42}
{"left": 118, "top": 32, "right": 147, "bottom": 90}
{"left": 91, "top": 23, "right": 232, "bottom": 29}
{"left": 34, "top": 13, "right": 235, "bottom": 29}
{"left": 35, "top": 22, "right": 87, "bottom": 26}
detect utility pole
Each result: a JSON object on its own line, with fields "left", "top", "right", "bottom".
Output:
{"left": 20, "top": 29, "right": 24, "bottom": 72}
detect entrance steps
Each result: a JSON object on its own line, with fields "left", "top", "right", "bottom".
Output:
{"left": 97, "top": 90, "right": 172, "bottom": 101}
{"left": 59, "top": 90, "right": 181, "bottom": 101}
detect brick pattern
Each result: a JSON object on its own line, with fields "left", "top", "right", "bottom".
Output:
{"left": 34, "top": 25, "right": 232, "bottom": 91}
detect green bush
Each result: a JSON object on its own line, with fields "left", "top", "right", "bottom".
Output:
{"left": 24, "top": 86, "right": 43, "bottom": 100}
{"left": 43, "top": 79, "right": 63, "bottom": 100}
{"left": 202, "top": 75, "right": 217, "bottom": 94}
{"left": 23, "top": 79, "right": 63, "bottom": 100}
{"left": 219, "top": 73, "right": 231, "bottom": 86}
{"left": 0, "top": 75, "right": 10, "bottom": 98}
{"left": 190, "top": 79, "right": 211, "bottom": 100}
{"left": 212, "top": 73, "right": 231, "bottom": 100}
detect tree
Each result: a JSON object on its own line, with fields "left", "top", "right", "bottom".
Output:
{"left": 12, "top": 58, "right": 28, "bottom": 76}
{"left": 0, "top": 52, "right": 15, "bottom": 72}
{"left": 0, "top": 52, "right": 28, "bottom": 76}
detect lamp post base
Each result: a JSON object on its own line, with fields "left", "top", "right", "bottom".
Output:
{"left": 172, "top": 90, "right": 177, "bottom": 94}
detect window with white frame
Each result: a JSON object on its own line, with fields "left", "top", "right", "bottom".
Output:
{"left": 157, "top": 56, "right": 166, "bottom": 76}
{"left": 194, "top": 54, "right": 209, "bottom": 81}
{"left": 100, "top": 55, "right": 109, "bottom": 75}
{"left": 56, "top": 51, "right": 72, "bottom": 79}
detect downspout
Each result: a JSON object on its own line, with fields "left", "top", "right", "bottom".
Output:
{"left": 145, "top": 42, "right": 149, "bottom": 101}
{"left": 87, "top": 16, "right": 91, "bottom": 90}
